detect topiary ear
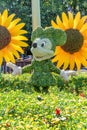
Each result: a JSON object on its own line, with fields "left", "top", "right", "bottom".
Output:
{"left": 31, "top": 27, "right": 43, "bottom": 42}
{"left": 44, "top": 27, "right": 67, "bottom": 47}
{"left": 52, "top": 28, "right": 66, "bottom": 46}
{"left": 31, "top": 26, "right": 67, "bottom": 51}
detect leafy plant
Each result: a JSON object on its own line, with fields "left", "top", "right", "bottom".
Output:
{"left": 0, "top": 73, "right": 87, "bottom": 129}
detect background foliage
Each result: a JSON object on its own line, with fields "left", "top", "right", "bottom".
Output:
{"left": 0, "top": 0, "right": 87, "bottom": 55}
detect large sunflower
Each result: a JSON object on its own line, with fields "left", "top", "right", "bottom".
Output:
{"left": 0, "top": 9, "right": 28, "bottom": 65}
{"left": 51, "top": 12, "right": 87, "bottom": 70}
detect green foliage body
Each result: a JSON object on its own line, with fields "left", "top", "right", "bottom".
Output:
{"left": 22, "top": 60, "right": 60, "bottom": 90}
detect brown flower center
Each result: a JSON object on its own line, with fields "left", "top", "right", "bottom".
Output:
{"left": 0, "top": 25, "right": 11, "bottom": 50}
{"left": 61, "top": 29, "right": 84, "bottom": 54}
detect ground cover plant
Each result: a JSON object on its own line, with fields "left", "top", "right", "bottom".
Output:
{"left": 0, "top": 73, "right": 87, "bottom": 130}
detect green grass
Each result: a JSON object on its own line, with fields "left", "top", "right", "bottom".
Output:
{"left": 0, "top": 74, "right": 87, "bottom": 130}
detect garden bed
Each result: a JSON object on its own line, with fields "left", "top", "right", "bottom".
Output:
{"left": 0, "top": 74, "right": 87, "bottom": 130}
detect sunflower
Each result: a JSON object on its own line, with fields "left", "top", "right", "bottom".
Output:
{"left": 0, "top": 9, "right": 28, "bottom": 65}
{"left": 51, "top": 12, "right": 87, "bottom": 70}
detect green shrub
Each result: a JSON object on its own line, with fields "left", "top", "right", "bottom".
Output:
{"left": 57, "top": 74, "right": 87, "bottom": 94}
{"left": 0, "top": 73, "right": 87, "bottom": 94}
{"left": 0, "top": 73, "right": 87, "bottom": 129}
{"left": 0, "top": 74, "right": 32, "bottom": 93}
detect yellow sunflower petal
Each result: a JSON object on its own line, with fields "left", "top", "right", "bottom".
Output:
{"left": 69, "top": 55, "right": 75, "bottom": 70}
{"left": 75, "top": 60, "right": 81, "bottom": 70}
{"left": 73, "top": 12, "right": 80, "bottom": 29}
{"left": 7, "top": 44, "right": 20, "bottom": 59}
{"left": 0, "top": 52, "right": 3, "bottom": 65}
{"left": 4, "top": 13, "right": 15, "bottom": 27}
{"left": 12, "top": 36, "right": 28, "bottom": 41}
{"left": 4, "top": 48, "right": 15, "bottom": 63}
{"left": 51, "top": 20, "right": 59, "bottom": 28}
{"left": 56, "top": 15, "right": 65, "bottom": 30}
{"left": 76, "top": 52, "right": 87, "bottom": 67}
{"left": 80, "top": 23, "right": 87, "bottom": 33}
{"left": 10, "top": 23, "right": 25, "bottom": 34}
{"left": 84, "top": 44, "right": 87, "bottom": 48}
{"left": 68, "top": 12, "right": 74, "bottom": 28}
{"left": 53, "top": 49, "right": 63, "bottom": 60}
{"left": 81, "top": 58, "right": 87, "bottom": 67}
{"left": 79, "top": 47, "right": 87, "bottom": 59}
{"left": 1, "top": 48, "right": 10, "bottom": 62}
{"left": 54, "top": 46, "right": 62, "bottom": 55}
{"left": 62, "top": 12, "right": 69, "bottom": 29}
{"left": 11, "top": 30, "right": 28, "bottom": 36}
{"left": 11, "top": 44, "right": 24, "bottom": 54}
{"left": 77, "top": 16, "right": 87, "bottom": 30}
{"left": 82, "top": 30, "right": 87, "bottom": 40}
{"left": 0, "top": 57, "right": 3, "bottom": 65}
{"left": 1, "top": 9, "right": 8, "bottom": 25}
{"left": 12, "top": 40, "right": 28, "bottom": 47}
{"left": 2, "top": 52, "right": 10, "bottom": 63}
{"left": 52, "top": 47, "right": 67, "bottom": 68}
{"left": 57, "top": 56, "right": 64, "bottom": 68}
{"left": 56, "top": 51, "right": 70, "bottom": 69}
{"left": 8, "top": 18, "right": 21, "bottom": 30}
{"left": 16, "top": 30, "right": 28, "bottom": 35}
{"left": 84, "top": 40, "right": 87, "bottom": 44}
{"left": 63, "top": 54, "right": 69, "bottom": 69}
{"left": 0, "top": 15, "right": 2, "bottom": 24}
{"left": 74, "top": 53, "right": 81, "bottom": 70}
{"left": 52, "top": 55, "right": 60, "bottom": 62}
{"left": 81, "top": 57, "right": 87, "bottom": 67}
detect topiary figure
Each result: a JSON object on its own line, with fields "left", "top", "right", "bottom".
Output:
{"left": 7, "top": 27, "right": 77, "bottom": 92}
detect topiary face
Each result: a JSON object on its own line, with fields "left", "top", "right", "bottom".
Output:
{"left": 31, "top": 38, "right": 54, "bottom": 61}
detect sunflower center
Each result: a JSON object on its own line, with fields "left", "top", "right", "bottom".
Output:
{"left": 61, "top": 29, "right": 84, "bottom": 54}
{"left": 0, "top": 25, "right": 11, "bottom": 50}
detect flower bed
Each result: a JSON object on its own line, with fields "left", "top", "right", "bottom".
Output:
{"left": 0, "top": 73, "right": 87, "bottom": 130}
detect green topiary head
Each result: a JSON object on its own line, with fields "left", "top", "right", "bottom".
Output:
{"left": 31, "top": 27, "right": 67, "bottom": 51}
